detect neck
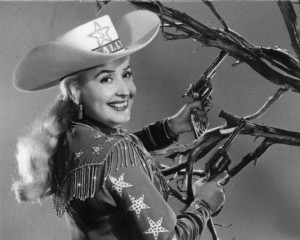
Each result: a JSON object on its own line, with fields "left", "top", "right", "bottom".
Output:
{"left": 82, "top": 115, "right": 119, "bottom": 135}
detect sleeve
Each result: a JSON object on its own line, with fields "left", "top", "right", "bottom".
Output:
{"left": 133, "top": 119, "right": 178, "bottom": 152}
{"left": 100, "top": 137, "right": 210, "bottom": 240}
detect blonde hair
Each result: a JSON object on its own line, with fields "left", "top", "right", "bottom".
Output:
{"left": 12, "top": 73, "right": 82, "bottom": 202}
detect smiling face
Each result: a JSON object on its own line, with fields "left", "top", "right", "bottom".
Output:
{"left": 78, "top": 57, "right": 136, "bottom": 128}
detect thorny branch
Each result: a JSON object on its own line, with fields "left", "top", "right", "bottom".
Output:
{"left": 125, "top": 0, "right": 300, "bottom": 92}
{"left": 278, "top": 0, "right": 300, "bottom": 59}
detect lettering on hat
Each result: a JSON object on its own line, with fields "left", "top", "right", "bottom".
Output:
{"left": 95, "top": 40, "right": 124, "bottom": 53}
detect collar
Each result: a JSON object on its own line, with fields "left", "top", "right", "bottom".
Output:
{"left": 79, "top": 115, "right": 126, "bottom": 136}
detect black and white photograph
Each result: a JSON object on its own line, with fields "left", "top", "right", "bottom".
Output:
{"left": 1, "top": 1, "right": 300, "bottom": 240}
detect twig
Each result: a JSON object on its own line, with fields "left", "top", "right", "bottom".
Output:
{"left": 278, "top": 0, "right": 300, "bottom": 59}
{"left": 203, "top": 0, "right": 229, "bottom": 31}
{"left": 229, "top": 139, "right": 273, "bottom": 177}
{"left": 245, "top": 86, "right": 288, "bottom": 121}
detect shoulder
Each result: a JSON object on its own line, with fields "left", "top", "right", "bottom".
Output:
{"left": 65, "top": 122, "right": 141, "bottom": 166}
{"left": 53, "top": 122, "right": 146, "bottom": 216}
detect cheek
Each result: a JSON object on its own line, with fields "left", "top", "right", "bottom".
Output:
{"left": 129, "top": 82, "right": 137, "bottom": 97}
{"left": 80, "top": 87, "right": 108, "bottom": 111}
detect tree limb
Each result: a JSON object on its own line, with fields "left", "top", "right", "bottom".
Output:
{"left": 244, "top": 86, "right": 288, "bottom": 121}
{"left": 128, "top": 1, "right": 300, "bottom": 92}
{"left": 278, "top": 0, "right": 300, "bottom": 59}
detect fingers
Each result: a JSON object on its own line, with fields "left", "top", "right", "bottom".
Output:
{"left": 192, "top": 109, "right": 207, "bottom": 118}
{"left": 187, "top": 100, "right": 202, "bottom": 109}
{"left": 214, "top": 171, "right": 229, "bottom": 186}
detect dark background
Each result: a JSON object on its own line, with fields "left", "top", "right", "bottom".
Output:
{"left": 1, "top": 1, "right": 300, "bottom": 240}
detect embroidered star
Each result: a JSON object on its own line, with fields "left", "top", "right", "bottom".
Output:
{"left": 145, "top": 217, "right": 168, "bottom": 240}
{"left": 109, "top": 173, "right": 133, "bottom": 197}
{"left": 105, "top": 136, "right": 115, "bottom": 143}
{"left": 70, "top": 126, "right": 77, "bottom": 136}
{"left": 94, "top": 133, "right": 103, "bottom": 139}
{"left": 92, "top": 145, "right": 102, "bottom": 155}
{"left": 127, "top": 194, "right": 150, "bottom": 218}
{"left": 89, "top": 22, "right": 112, "bottom": 46}
{"left": 74, "top": 150, "right": 84, "bottom": 160}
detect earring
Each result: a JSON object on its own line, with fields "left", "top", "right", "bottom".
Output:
{"left": 78, "top": 103, "right": 83, "bottom": 120}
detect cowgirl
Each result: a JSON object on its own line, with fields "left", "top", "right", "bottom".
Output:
{"left": 13, "top": 9, "right": 226, "bottom": 240}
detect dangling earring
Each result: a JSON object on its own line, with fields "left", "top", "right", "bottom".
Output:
{"left": 78, "top": 103, "right": 83, "bottom": 120}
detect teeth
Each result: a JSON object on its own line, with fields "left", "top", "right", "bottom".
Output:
{"left": 108, "top": 102, "right": 128, "bottom": 108}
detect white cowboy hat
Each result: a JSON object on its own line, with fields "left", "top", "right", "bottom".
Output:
{"left": 13, "top": 10, "right": 160, "bottom": 91}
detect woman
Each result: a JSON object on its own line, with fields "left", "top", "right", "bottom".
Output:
{"left": 12, "top": 9, "right": 226, "bottom": 240}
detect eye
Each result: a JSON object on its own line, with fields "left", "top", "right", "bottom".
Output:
{"left": 100, "top": 76, "right": 113, "bottom": 84}
{"left": 123, "top": 71, "right": 133, "bottom": 79}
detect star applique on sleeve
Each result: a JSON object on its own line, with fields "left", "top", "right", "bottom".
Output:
{"left": 109, "top": 173, "right": 133, "bottom": 197}
{"left": 145, "top": 217, "right": 169, "bottom": 240}
{"left": 127, "top": 194, "right": 150, "bottom": 218}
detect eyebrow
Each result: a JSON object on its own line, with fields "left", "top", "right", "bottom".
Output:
{"left": 94, "top": 65, "right": 131, "bottom": 79}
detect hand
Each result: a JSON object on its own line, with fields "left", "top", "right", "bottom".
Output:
{"left": 168, "top": 101, "right": 208, "bottom": 136}
{"left": 193, "top": 172, "right": 228, "bottom": 214}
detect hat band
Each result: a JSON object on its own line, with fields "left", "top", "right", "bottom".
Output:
{"left": 92, "top": 39, "right": 124, "bottom": 53}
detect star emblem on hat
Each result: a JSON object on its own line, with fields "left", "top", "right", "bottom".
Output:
{"left": 145, "top": 217, "right": 168, "bottom": 240}
{"left": 89, "top": 22, "right": 112, "bottom": 46}
{"left": 127, "top": 194, "right": 150, "bottom": 218}
{"left": 109, "top": 173, "right": 133, "bottom": 197}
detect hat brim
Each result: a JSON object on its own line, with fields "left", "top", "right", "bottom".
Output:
{"left": 13, "top": 10, "right": 160, "bottom": 91}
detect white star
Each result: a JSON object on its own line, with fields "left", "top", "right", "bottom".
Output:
{"left": 145, "top": 217, "right": 168, "bottom": 240}
{"left": 92, "top": 145, "right": 102, "bottom": 155}
{"left": 74, "top": 150, "right": 84, "bottom": 160}
{"left": 70, "top": 126, "right": 77, "bottom": 136}
{"left": 109, "top": 173, "right": 133, "bottom": 197}
{"left": 127, "top": 194, "right": 150, "bottom": 218}
{"left": 89, "top": 22, "right": 112, "bottom": 46}
{"left": 94, "top": 133, "right": 103, "bottom": 139}
{"left": 105, "top": 136, "right": 115, "bottom": 143}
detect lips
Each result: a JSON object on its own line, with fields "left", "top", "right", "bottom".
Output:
{"left": 107, "top": 100, "right": 128, "bottom": 111}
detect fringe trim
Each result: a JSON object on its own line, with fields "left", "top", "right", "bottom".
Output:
{"left": 53, "top": 164, "right": 101, "bottom": 217}
{"left": 53, "top": 138, "right": 169, "bottom": 217}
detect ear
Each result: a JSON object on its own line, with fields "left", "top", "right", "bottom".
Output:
{"left": 67, "top": 83, "right": 81, "bottom": 105}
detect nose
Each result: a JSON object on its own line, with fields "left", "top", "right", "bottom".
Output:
{"left": 115, "top": 77, "right": 136, "bottom": 98}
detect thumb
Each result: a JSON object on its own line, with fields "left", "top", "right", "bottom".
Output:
{"left": 186, "top": 100, "right": 202, "bottom": 110}
{"left": 213, "top": 171, "right": 229, "bottom": 186}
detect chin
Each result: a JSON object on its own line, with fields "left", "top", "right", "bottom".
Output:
{"left": 118, "top": 116, "right": 131, "bottom": 125}
{"left": 110, "top": 115, "right": 130, "bottom": 128}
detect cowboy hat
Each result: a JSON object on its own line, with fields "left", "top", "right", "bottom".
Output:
{"left": 13, "top": 10, "right": 160, "bottom": 91}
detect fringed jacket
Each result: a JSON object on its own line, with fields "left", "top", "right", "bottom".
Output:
{"left": 52, "top": 117, "right": 210, "bottom": 240}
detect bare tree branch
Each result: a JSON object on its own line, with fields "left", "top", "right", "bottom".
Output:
{"left": 127, "top": 1, "right": 300, "bottom": 92}
{"left": 244, "top": 86, "right": 288, "bottom": 121}
{"left": 278, "top": 0, "right": 300, "bottom": 59}
{"left": 229, "top": 139, "right": 273, "bottom": 177}
{"left": 219, "top": 110, "right": 300, "bottom": 146}
{"left": 203, "top": 0, "right": 229, "bottom": 31}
